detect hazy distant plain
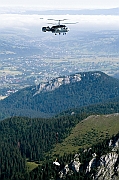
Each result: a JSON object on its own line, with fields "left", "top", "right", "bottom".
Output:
{"left": 0, "top": 8, "right": 119, "bottom": 97}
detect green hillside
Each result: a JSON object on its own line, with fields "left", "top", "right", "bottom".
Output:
{"left": 0, "top": 111, "right": 119, "bottom": 179}
{"left": 1, "top": 71, "right": 119, "bottom": 120}
{"left": 51, "top": 113, "right": 119, "bottom": 156}
{"left": 1, "top": 69, "right": 119, "bottom": 179}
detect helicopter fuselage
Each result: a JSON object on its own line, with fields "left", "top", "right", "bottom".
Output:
{"left": 42, "top": 25, "right": 69, "bottom": 35}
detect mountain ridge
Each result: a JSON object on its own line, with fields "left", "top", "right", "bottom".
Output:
{"left": 1, "top": 71, "right": 119, "bottom": 120}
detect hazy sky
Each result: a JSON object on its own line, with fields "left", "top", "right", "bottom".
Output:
{"left": 0, "top": 0, "right": 119, "bottom": 9}
{"left": 0, "top": 0, "right": 119, "bottom": 32}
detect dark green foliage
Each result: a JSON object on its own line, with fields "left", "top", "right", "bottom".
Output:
{"left": 60, "top": 97, "right": 119, "bottom": 117}
{"left": 0, "top": 137, "right": 26, "bottom": 180}
{"left": 0, "top": 111, "right": 119, "bottom": 180}
{"left": 0, "top": 113, "right": 88, "bottom": 180}
{"left": 1, "top": 70, "right": 119, "bottom": 179}
{"left": 1, "top": 71, "right": 119, "bottom": 120}
{"left": 25, "top": 133, "right": 119, "bottom": 180}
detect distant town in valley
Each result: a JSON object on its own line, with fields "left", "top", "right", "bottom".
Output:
{"left": 1, "top": 5, "right": 119, "bottom": 180}
{"left": 0, "top": 29, "right": 119, "bottom": 98}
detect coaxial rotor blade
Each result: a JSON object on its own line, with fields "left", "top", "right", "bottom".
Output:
{"left": 64, "top": 22, "right": 78, "bottom": 24}
{"left": 47, "top": 19, "right": 55, "bottom": 20}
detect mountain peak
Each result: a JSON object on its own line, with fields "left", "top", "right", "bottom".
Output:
{"left": 1, "top": 71, "right": 119, "bottom": 119}
{"left": 34, "top": 71, "right": 103, "bottom": 95}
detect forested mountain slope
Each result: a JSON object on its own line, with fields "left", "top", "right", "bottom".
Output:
{"left": 1, "top": 71, "right": 119, "bottom": 120}
{"left": 59, "top": 96, "right": 119, "bottom": 117}
{"left": 0, "top": 113, "right": 119, "bottom": 180}
{"left": 0, "top": 113, "right": 87, "bottom": 179}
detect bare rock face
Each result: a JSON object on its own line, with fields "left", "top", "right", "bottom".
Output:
{"left": 58, "top": 154, "right": 81, "bottom": 179}
{"left": 58, "top": 138, "right": 119, "bottom": 180}
{"left": 86, "top": 138, "right": 119, "bottom": 180}
{"left": 34, "top": 73, "right": 82, "bottom": 96}
{"left": 96, "top": 152, "right": 119, "bottom": 180}
{"left": 86, "top": 153, "right": 97, "bottom": 173}
{"left": 33, "top": 71, "right": 104, "bottom": 97}
{"left": 70, "top": 154, "right": 81, "bottom": 172}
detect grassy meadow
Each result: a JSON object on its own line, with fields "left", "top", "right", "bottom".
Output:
{"left": 51, "top": 114, "right": 119, "bottom": 156}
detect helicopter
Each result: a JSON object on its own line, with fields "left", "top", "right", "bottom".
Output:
{"left": 42, "top": 19, "right": 76, "bottom": 35}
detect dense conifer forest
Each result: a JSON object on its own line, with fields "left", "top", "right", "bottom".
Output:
{"left": 0, "top": 113, "right": 88, "bottom": 179}
{"left": 0, "top": 71, "right": 119, "bottom": 179}
{"left": 0, "top": 110, "right": 119, "bottom": 179}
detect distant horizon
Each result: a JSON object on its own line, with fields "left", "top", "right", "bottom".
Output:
{"left": 0, "top": 3, "right": 119, "bottom": 35}
{"left": 0, "top": 5, "right": 119, "bottom": 10}
{"left": 0, "top": 6, "right": 119, "bottom": 15}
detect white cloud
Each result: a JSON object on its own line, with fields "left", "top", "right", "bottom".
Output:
{"left": 66, "top": 15, "right": 119, "bottom": 31}
{"left": 0, "top": 14, "right": 119, "bottom": 32}
{"left": 0, "top": 14, "right": 43, "bottom": 29}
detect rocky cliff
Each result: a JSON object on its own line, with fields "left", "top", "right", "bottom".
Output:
{"left": 54, "top": 137, "right": 119, "bottom": 180}
{"left": 34, "top": 73, "right": 82, "bottom": 95}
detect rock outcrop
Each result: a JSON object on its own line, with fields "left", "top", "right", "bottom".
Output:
{"left": 58, "top": 154, "right": 81, "bottom": 179}
{"left": 34, "top": 73, "right": 82, "bottom": 96}
{"left": 96, "top": 152, "right": 119, "bottom": 180}
{"left": 57, "top": 138, "right": 119, "bottom": 180}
